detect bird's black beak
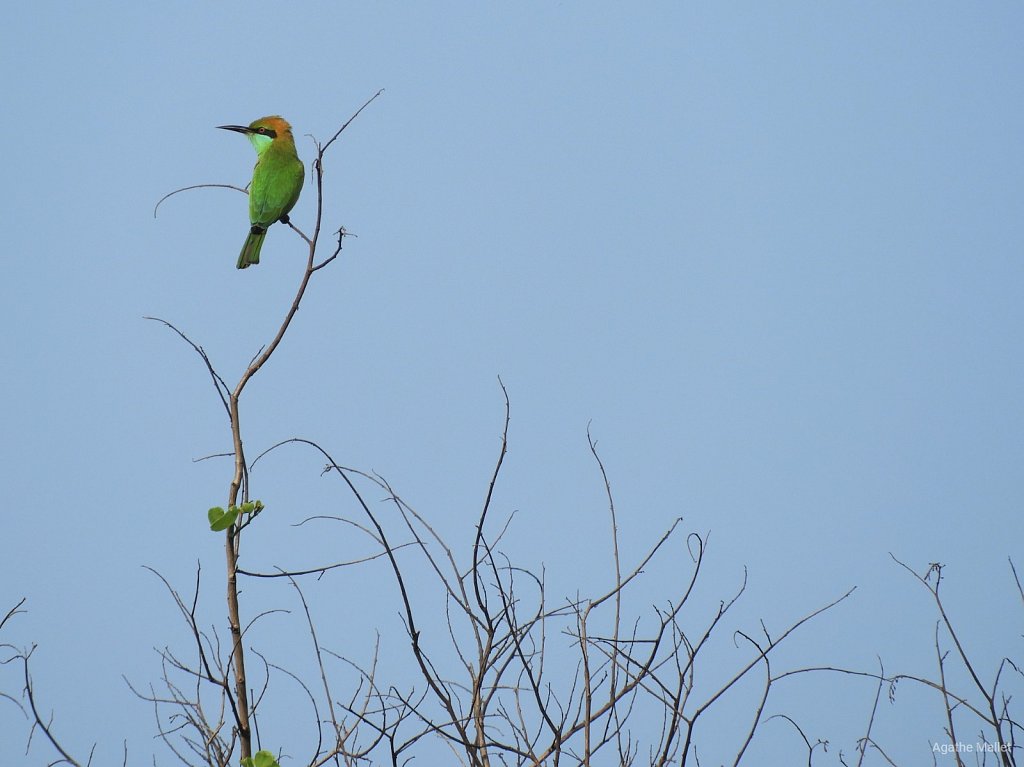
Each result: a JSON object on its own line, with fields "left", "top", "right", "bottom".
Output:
{"left": 217, "top": 124, "right": 253, "bottom": 134}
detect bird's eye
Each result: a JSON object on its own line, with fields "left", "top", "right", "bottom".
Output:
{"left": 256, "top": 127, "right": 266, "bottom": 134}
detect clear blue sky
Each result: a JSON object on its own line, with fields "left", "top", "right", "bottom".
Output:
{"left": 2, "top": 2, "right": 1022, "bottom": 763}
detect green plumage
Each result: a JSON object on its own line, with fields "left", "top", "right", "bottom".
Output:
{"left": 218, "top": 116, "right": 304, "bottom": 269}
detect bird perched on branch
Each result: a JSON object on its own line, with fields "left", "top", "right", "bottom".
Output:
{"left": 218, "top": 116, "right": 304, "bottom": 269}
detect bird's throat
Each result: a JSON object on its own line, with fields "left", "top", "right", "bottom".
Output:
{"left": 246, "top": 132, "right": 274, "bottom": 156}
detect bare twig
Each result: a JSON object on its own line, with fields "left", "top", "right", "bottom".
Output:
{"left": 153, "top": 183, "right": 248, "bottom": 218}
{"left": 21, "top": 649, "right": 85, "bottom": 767}
{"left": 144, "top": 316, "right": 230, "bottom": 418}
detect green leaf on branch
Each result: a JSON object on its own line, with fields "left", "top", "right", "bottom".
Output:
{"left": 241, "top": 751, "right": 280, "bottom": 767}
{"left": 240, "top": 499, "right": 265, "bottom": 516}
{"left": 207, "top": 506, "right": 239, "bottom": 532}
{"left": 207, "top": 499, "right": 264, "bottom": 531}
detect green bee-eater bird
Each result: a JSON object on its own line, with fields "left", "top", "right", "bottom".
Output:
{"left": 218, "top": 116, "right": 304, "bottom": 269}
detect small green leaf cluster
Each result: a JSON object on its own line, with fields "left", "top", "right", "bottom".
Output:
{"left": 241, "top": 751, "right": 280, "bottom": 767}
{"left": 207, "top": 500, "right": 265, "bottom": 531}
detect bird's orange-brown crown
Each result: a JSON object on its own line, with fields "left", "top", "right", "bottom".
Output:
{"left": 247, "top": 115, "right": 294, "bottom": 140}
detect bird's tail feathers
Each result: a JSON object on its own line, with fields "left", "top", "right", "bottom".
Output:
{"left": 238, "top": 227, "right": 266, "bottom": 269}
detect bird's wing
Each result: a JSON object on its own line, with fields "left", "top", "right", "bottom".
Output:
{"left": 249, "top": 159, "right": 303, "bottom": 227}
